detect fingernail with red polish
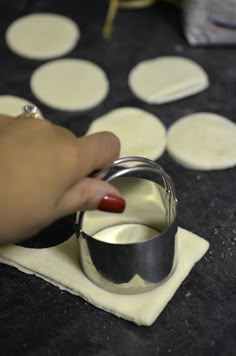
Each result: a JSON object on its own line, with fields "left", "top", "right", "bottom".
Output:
{"left": 98, "top": 194, "right": 126, "bottom": 213}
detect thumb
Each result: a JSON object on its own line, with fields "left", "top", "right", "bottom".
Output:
{"left": 56, "top": 177, "right": 126, "bottom": 217}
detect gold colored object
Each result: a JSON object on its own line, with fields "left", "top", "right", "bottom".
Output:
{"left": 119, "top": 0, "right": 157, "bottom": 8}
{"left": 102, "top": 0, "right": 158, "bottom": 39}
{"left": 17, "top": 104, "right": 41, "bottom": 120}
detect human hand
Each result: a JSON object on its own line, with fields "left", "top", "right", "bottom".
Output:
{"left": 0, "top": 115, "right": 124, "bottom": 244}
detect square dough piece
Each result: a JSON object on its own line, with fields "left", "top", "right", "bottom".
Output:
{"left": 0, "top": 227, "right": 209, "bottom": 326}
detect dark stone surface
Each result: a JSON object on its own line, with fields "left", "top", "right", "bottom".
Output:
{"left": 0, "top": 1, "right": 235, "bottom": 355}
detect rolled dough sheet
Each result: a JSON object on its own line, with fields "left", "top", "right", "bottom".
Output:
{"left": 128, "top": 56, "right": 209, "bottom": 104}
{"left": 167, "top": 112, "right": 236, "bottom": 170}
{"left": 5, "top": 13, "right": 80, "bottom": 60}
{"left": 86, "top": 107, "right": 166, "bottom": 160}
{"left": 30, "top": 59, "right": 109, "bottom": 111}
{"left": 0, "top": 95, "right": 42, "bottom": 117}
{"left": 0, "top": 227, "right": 209, "bottom": 326}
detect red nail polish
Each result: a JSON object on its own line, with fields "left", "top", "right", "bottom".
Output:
{"left": 98, "top": 194, "right": 126, "bottom": 213}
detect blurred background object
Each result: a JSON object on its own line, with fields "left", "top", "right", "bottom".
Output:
{"left": 103, "top": 0, "right": 236, "bottom": 46}
{"left": 183, "top": 0, "right": 236, "bottom": 46}
{"left": 102, "top": 0, "right": 182, "bottom": 39}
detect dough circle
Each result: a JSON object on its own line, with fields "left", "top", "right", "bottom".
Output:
{"left": 30, "top": 59, "right": 109, "bottom": 111}
{"left": 167, "top": 112, "right": 236, "bottom": 170}
{"left": 0, "top": 95, "right": 41, "bottom": 117}
{"left": 5, "top": 13, "right": 80, "bottom": 59}
{"left": 86, "top": 107, "right": 166, "bottom": 159}
{"left": 128, "top": 56, "right": 209, "bottom": 104}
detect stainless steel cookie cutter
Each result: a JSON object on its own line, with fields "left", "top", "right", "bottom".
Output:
{"left": 75, "top": 157, "right": 178, "bottom": 294}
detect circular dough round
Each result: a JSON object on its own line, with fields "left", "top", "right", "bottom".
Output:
{"left": 5, "top": 13, "right": 80, "bottom": 60}
{"left": 0, "top": 95, "right": 41, "bottom": 117}
{"left": 128, "top": 56, "right": 209, "bottom": 104}
{"left": 167, "top": 112, "right": 236, "bottom": 170}
{"left": 30, "top": 59, "right": 109, "bottom": 111}
{"left": 86, "top": 107, "right": 166, "bottom": 159}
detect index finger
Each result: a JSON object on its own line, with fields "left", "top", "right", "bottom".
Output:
{"left": 76, "top": 131, "right": 120, "bottom": 178}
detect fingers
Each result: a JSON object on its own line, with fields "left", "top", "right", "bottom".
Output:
{"left": 54, "top": 131, "right": 122, "bottom": 217}
{"left": 55, "top": 131, "right": 121, "bottom": 215}
{"left": 56, "top": 177, "right": 125, "bottom": 216}
{"left": 75, "top": 132, "right": 120, "bottom": 178}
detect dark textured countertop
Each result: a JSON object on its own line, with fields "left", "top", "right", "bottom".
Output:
{"left": 0, "top": 1, "right": 235, "bottom": 355}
